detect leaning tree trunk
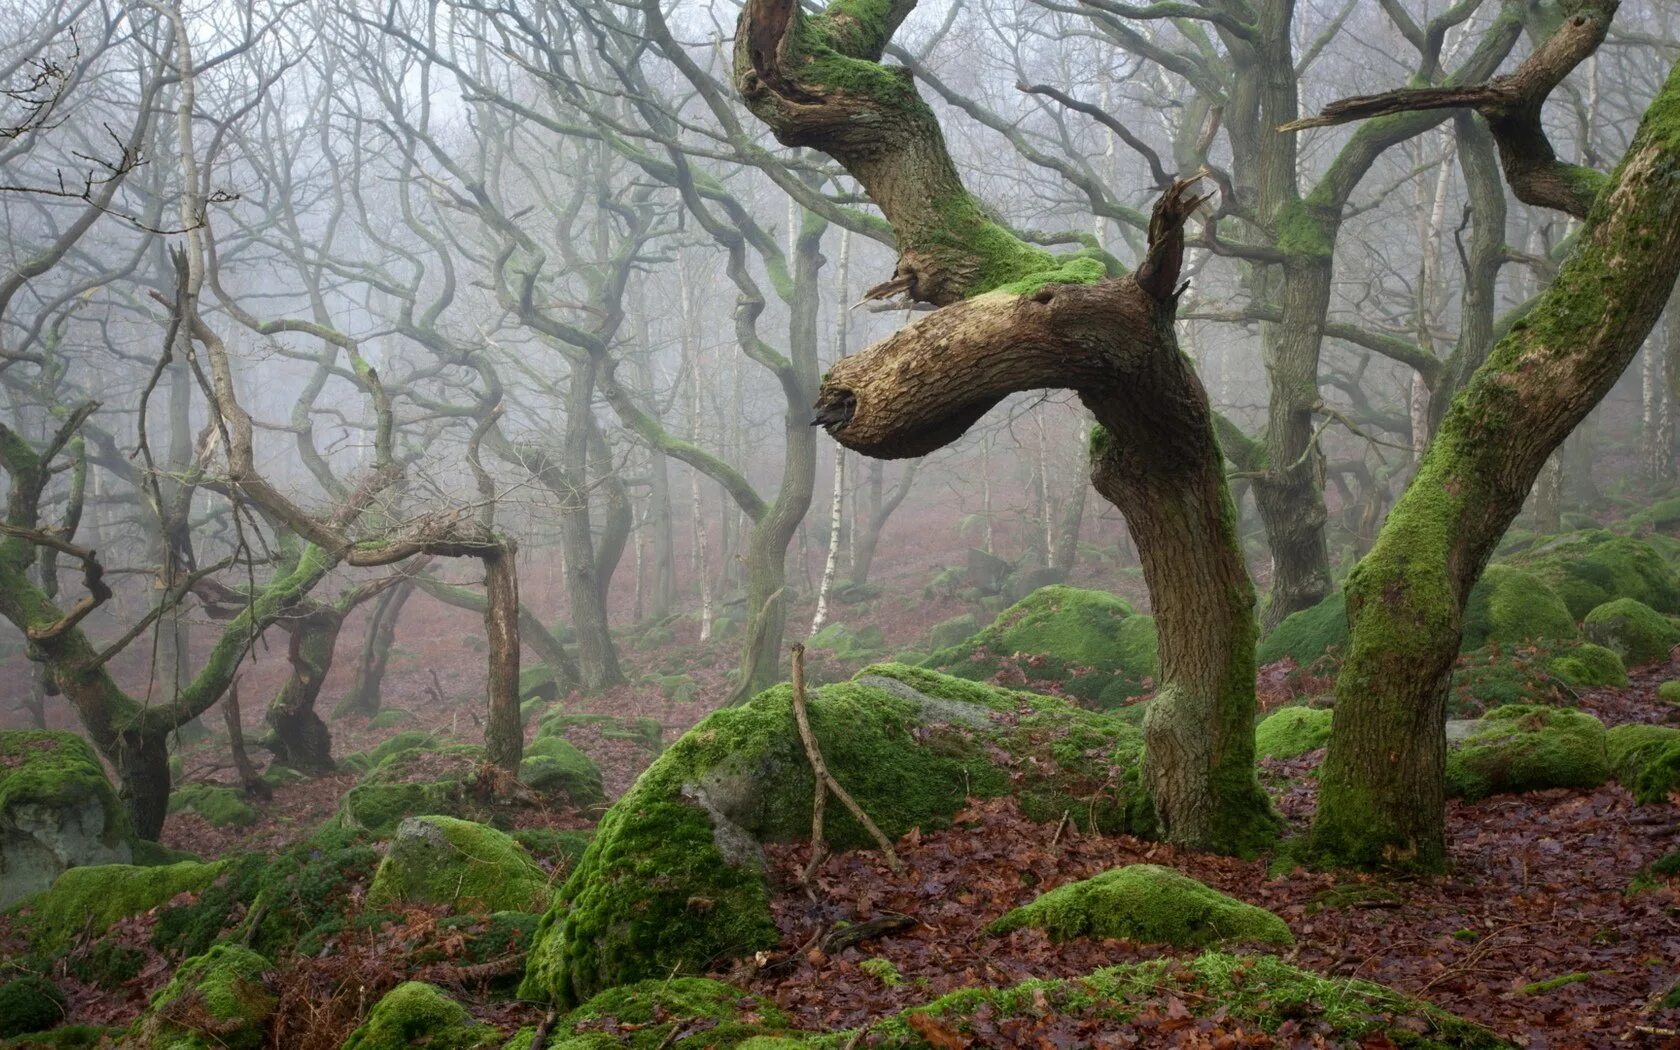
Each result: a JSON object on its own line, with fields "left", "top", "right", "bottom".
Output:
{"left": 483, "top": 544, "right": 522, "bottom": 771}
{"left": 1309, "top": 14, "right": 1680, "bottom": 870}
{"left": 339, "top": 577, "right": 417, "bottom": 718}
{"left": 266, "top": 607, "right": 341, "bottom": 774}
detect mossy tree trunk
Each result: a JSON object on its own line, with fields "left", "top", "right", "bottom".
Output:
{"left": 483, "top": 544, "right": 522, "bottom": 771}
{"left": 265, "top": 605, "right": 342, "bottom": 774}
{"left": 736, "top": 0, "right": 1276, "bottom": 851}
{"left": 341, "top": 577, "right": 416, "bottom": 718}
{"left": 412, "top": 573, "right": 582, "bottom": 693}
{"left": 1301, "top": 7, "right": 1680, "bottom": 869}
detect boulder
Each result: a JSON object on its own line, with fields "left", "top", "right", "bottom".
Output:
{"left": 807, "top": 622, "right": 886, "bottom": 657}
{"left": 1605, "top": 723, "right": 1680, "bottom": 804}
{"left": 1002, "top": 565, "right": 1068, "bottom": 603}
{"left": 987, "top": 864, "right": 1292, "bottom": 947}
{"left": 1509, "top": 530, "right": 1680, "bottom": 618}
{"left": 1546, "top": 642, "right": 1627, "bottom": 688}
{"left": 340, "top": 981, "right": 498, "bottom": 1050}
{"left": 130, "top": 945, "right": 276, "bottom": 1050}
{"left": 520, "top": 664, "right": 1150, "bottom": 1006}
{"left": 0, "top": 973, "right": 65, "bottom": 1038}
{"left": 519, "top": 737, "right": 605, "bottom": 805}
{"left": 1445, "top": 706, "right": 1610, "bottom": 800}
{"left": 925, "top": 613, "right": 979, "bottom": 652}
{"left": 10, "top": 859, "right": 226, "bottom": 952}
{"left": 1254, "top": 706, "right": 1333, "bottom": 761}
{"left": 1583, "top": 598, "right": 1680, "bottom": 667}
{"left": 964, "top": 547, "right": 1012, "bottom": 595}
{"left": 1460, "top": 566, "right": 1579, "bottom": 649}
{"left": 1256, "top": 592, "right": 1346, "bottom": 668}
{"left": 368, "top": 816, "right": 553, "bottom": 914}
{"left": 0, "top": 730, "right": 133, "bottom": 907}
{"left": 168, "top": 785, "right": 257, "bottom": 828}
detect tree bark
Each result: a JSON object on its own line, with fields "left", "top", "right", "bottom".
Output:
{"left": 340, "top": 577, "right": 416, "bottom": 718}
{"left": 483, "top": 544, "right": 522, "bottom": 771}
{"left": 265, "top": 607, "right": 341, "bottom": 775}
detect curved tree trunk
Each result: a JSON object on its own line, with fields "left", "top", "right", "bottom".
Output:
{"left": 266, "top": 607, "right": 341, "bottom": 774}
{"left": 339, "top": 577, "right": 416, "bottom": 718}
{"left": 413, "top": 574, "right": 582, "bottom": 692}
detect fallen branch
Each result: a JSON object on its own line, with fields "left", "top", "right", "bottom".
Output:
{"left": 790, "top": 643, "right": 902, "bottom": 879}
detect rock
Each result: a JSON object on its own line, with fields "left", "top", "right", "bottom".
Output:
{"left": 519, "top": 737, "right": 605, "bottom": 805}
{"left": 1445, "top": 706, "right": 1609, "bottom": 800}
{"left": 1658, "top": 680, "right": 1680, "bottom": 704}
{"left": 1001, "top": 565, "right": 1068, "bottom": 603}
{"left": 987, "top": 864, "right": 1292, "bottom": 947}
{"left": 0, "top": 730, "right": 133, "bottom": 908}
{"left": 1256, "top": 591, "right": 1347, "bottom": 668}
{"left": 832, "top": 582, "right": 882, "bottom": 605}
{"left": 368, "top": 816, "right": 553, "bottom": 914}
{"left": 168, "top": 785, "right": 257, "bottom": 828}
{"left": 926, "top": 613, "right": 979, "bottom": 652}
{"left": 519, "top": 665, "right": 560, "bottom": 702}
{"left": 1254, "top": 707, "right": 1333, "bottom": 760}
{"left": 130, "top": 945, "right": 276, "bottom": 1050}
{"left": 1449, "top": 644, "right": 1585, "bottom": 717}
{"left": 922, "top": 586, "right": 1154, "bottom": 707}
{"left": 963, "top": 547, "right": 1012, "bottom": 595}
{"left": 367, "top": 707, "right": 414, "bottom": 730}
{"left": 0, "top": 973, "right": 65, "bottom": 1038}
{"left": 1546, "top": 642, "right": 1628, "bottom": 688}
{"left": 1460, "top": 565, "right": 1578, "bottom": 649}
{"left": 11, "top": 859, "right": 226, "bottom": 951}
{"left": 338, "top": 744, "right": 492, "bottom": 835}
{"left": 520, "top": 664, "right": 1150, "bottom": 1006}
{"left": 634, "top": 625, "right": 676, "bottom": 651}
{"left": 1583, "top": 598, "right": 1680, "bottom": 667}
{"left": 537, "top": 711, "right": 662, "bottom": 753}
{"left": 538, "top": 978, "right": 796, "bottom": 1047}
{"left": 1510, "top": 530, "right": 1680, "bottom": 618}
{"left": 340, "top": 982, "right": 499, "bottom": 1050}
{"left": 1605, "top": 723, "right": 1680, "bottom": 804}
{"left": 808, "top": 622, "right": 886, "bottom": 656}
{"left": 339, "top": 730, "right": 439, "bottom": 775}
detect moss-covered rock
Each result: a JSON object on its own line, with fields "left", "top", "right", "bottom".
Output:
{"left": 1255, "top": 706, "right": 1334, "bottom": 760}
{"left": 0, "top": 973, "right": 65, "bottom": 1037}
{"left": 1659, "top": 680, "right": 1680, "bottom": 704}
{"left": 926, "top": 613, "right": 979, "bottom": 652}
{"left": 521, "top": 664, "right": 1149, "bottom": 1006}
{"left": 808, "top": 622, "right": 886, "bottom": 657}
{"left": 987, "top": 864, "right": 1292, "bottom": 947}
{"left": 520, "top": 665, "right": 560, "bottom": 702}
{"left": 1445, "top": 706, "right": 1610, "bottom": 801}
{"left": 340, "top": 981, "right": 499, "bottom": 1050}
{"left": 518, "top": 737, "right": 604, "bottom": 806}
{"left": 535, "top": 711, "right": 663, "bottom": 754}
{"left": 130, "top": 945, "right": 276, "bottom": 1050}
{"left": 1256, "top": 591, "right": 1347, "bottom": 669}
{"left": 1509, "top": 530, "right": 1680, "bottom": 618}
{"left": 1628, "top": 495, "right": 1680, "bottom": 535}
{"left": 367, "top": 708, "right": 414, "bottom": 731}
{"left": 0, "top": 730, "right": 134, "bottom": 907}
{"left": 338, "top": 744, "right": 498, "bottom": 835}
{"left": 168, "top": 785, "right": 258, "bottom": 828}
{"left": 1461, "top": 566, "right": 1579, "bottom": 649}
{"left": 368, "top": 816, "right": 553, "bottom": 914}
{"left": 1447, "top": 645, "right": 1578, "bottom": 717}
{"left": 9, "top": 859, "right": 226, "bottom": 952}
{"left": 1546, "top": 642, "right": 1628, "bottom": 688}
{"left": 339, "top": 730, "right": 439, "bottom": 776}
{"left": 1605, "top": 723, "right": 1680, "bottom": 804}
{"left": 1582, "top": 598, "right": 1680, "bottom": 667}
{"left": 922, "top": 585, "right": 1155, "bottom": 705}
{"left": 552, "top": 977, "right": 797, "bottom": 1048}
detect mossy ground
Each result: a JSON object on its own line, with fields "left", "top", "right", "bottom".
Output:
{"left": 1445, "top": 706, "right": 1610, "bottom": 800}
{"left": 0, "top": 973, "right": 65, "bottom": 1037}
{"left": 987, "top": 864, "right": 1293, "bottom": 948}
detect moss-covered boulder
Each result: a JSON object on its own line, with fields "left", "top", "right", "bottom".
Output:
{"left": 368, "top": 816, "right": 553, "bottom": 914}
{"left": 1461, "top": 566, "right": 1579, "bottom": 649}
{"left": 1582, "top": 598, "right": 1680, "bottom": 667}
{"left": 1546, "top": 642, "right": 1628, "bottom": 688}
{"left": 0, "top": 730, "right": 134, "bottom": 907}
{"left": 1509, "top": 530, "right": 1680, "bottom": 618}
{"left": 339, "top": 730, "right": 439, "bottom": 776}
{"left": 1447, "top": 644, "right": 1583, "bottom": 717}
{"left": 1659, "top": 680, "right": 1680, "bottom": 704}
{"left": 536, "top": 711, "right": 663, "bottom": 754}
{"left": 340, "top": 982, "right": 498, "bottom": 1050}
{"left": 168, "top": 785, "right": 258, "bottom": 828}
{"left": 1628, "top": 495, "right": 1680, "bottom": 535}
{"left": 922, "top": 585, "right": 1156, "bottom": 706}
{"left": 1255, "top": 706, "right": 1334, "bottom": 760}
{"left": 926, "top": 613, "right": 979, "bottom": 652}
{"left": 9, "top": 858, "right": 226, "bottom": 952}
{"left": 538, "top": 977, "right": 798, "bottom": 1048}
{"left": 1256, "top": 591, "right": 1347, "bottom": 668}
{"left": 130, "top": 945, "right": 276, "bottom": 1050}
{"left": 1445, "top": 706, "right": 1610, "bottom": 801}
{"left": 521, "top": 664, "right": 1150, "bottom": 1006}
{"left": 808, "top": 622, "right": 886, "bottom": 658}
{"left": 518, "top": 737, "right": 605, "bottom": 806}
{"left": 988, "top": 864, "right": 1291, "bottom": 947}
{"left": 1605, "top": 723, "right": 1680, "bottom": 804}
{"left": 0, "top": 973, "right": 65, "bottom": 1038}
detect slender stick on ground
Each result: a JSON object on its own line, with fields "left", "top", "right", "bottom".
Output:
{"left": 790, "top": 643, "right": 902, "bottom": 879}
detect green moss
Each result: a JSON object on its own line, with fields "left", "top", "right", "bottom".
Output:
{"left": 511, "top": 828, "right": 594, "bottom": 876}
{"left": 339, "top": 744, "right": 490, "bottom": 835}
{"left": 1628, "top": 495, "right": 1680, "bottom": 534}
{"left": 168, "top": 785, "right": 257, "bottom": 828}
{"left": 367, "top": 708, "right": 413, "bottom": 730}
{"left": 1582, "top": 598, "right": 1680, "bottom": 666}
{"left": 987, "top": 864, "right": 1291, "bottom": 947}
{"left": 1509, "top": 531, "right": 1680, "bottom": 618}
{"left": 868, "top": 952, "right": 1502, "bottom": 1047}
{"left": 10, "top": 860, "right": 226, "bottom": 952}
{"left": 1447, "top": 644, "right": 1577, "bottom": 718}
{"left": 131, "top": 945, "right": 275, "bottom": 1050}
{"left": 519, "top": 737, "right": 605, "bottom": 806}
{"left": 340, "top": 982, "right": 498, "bottom": 1050}
{"left": 808, "top": 622, "right": 887, "bottom": 656}
{"left": 858, "top": 957, "right": 903, "bottom": 987}
{"left": 1462, "top": 566, "right": 1579, "bottom": 649}
{"left": 1445, "top": 706, "right": 1610, "bottom": 801}
{"left": 523, "top": 667, "right": 1148, "bottom": 1006}
{"left": 1604, "top": 723, "right": 1680, "bottom": 804}
{"left": 536, "top": 711, "right": 663, "bottom": 753}
{"left": 368, "top": 816, "right": 554, "bottom": 914}
{"left": 0, "top": 1024, "right": 111, "bottom": 1048}
{"left": 1546, "top": 642, "right": 1628, "bottom": 688}
{"left": 560, "top": 977, "right": 793, "bottom": 1047}
{"left": 1276, "top": 198, "right": 1335, "bottom": 258}
{"left": 1658, "top": 680, "right": 1680, "bottom": 704}
{"left": 0, "top": 974, "right": 64, "bottom": 1037}
{"left": 1255, "top": 706, "right": 1333, "bottom": 760}
{"left": 1520, "top": 972, "right": 1594, "bottom": 995}
{"left": 0, "top": 730, "right": 132, "bottom": 857}
{"left": 1256, "top": 591, "right": 1348, "bottom": 668}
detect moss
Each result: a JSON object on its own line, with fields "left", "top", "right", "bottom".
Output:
{"left": 1255, "top": 706, "right": 1333, "bottom": 760}
{"left": 339, "top": 744, "right": 490, "bottom": 835}
{"left": 132, "top": 839, "right": 199, "bottom": 866}
{"left": 867, "top": 952, "right": 1502, "bottom": 1047}
{"left": 0, "top": 974, "right": 64, "bottom": 1037}
{"left": 518, "top": 737, "right": 605, "bottom": 806}
{"left": 167, "top": 785, "right": 257, "bottom": 828}
{"left": 1520, "top": 972, "right": 1594, "bottom": 995}
{"left": 131, "top": 945, "right": 276, "bottom": 1050}
{"left": 987, "top": 864, "right": 1291, "bottom": 947}
{"left": 523, "top": 667, "right": 1148, "bottom": 1006}
{"left": 1546, "top": 642, "right": 1628, "bottom": 688}
{"left": 1582, "top": 598, "right": 1680, "bottom": 666}
{"left": 1461, "top": 566, "right": 1579, "bottom": 649}
{"left": 1627, "top": 494, "right": 1680, "bottom": 534}
{"left": 923, "top": 586, "right": 1153, "bottom": 705}
{"left": 340, "top": 982, "right": 499, "bottom": 1050}
{"left": 511, "top": 828, "right": 594, "bottom": 876}
{"left": 0, "top": 730, "right": 133, "bottom": 880}
{"left": 559, "top": 977, "right": 793, "bottom": 1047}
{"left": 11, "top": 859, "right": 226, "bottom": 952}
{"left": 1256, "top": 591, "right": 1348, "bottom": 668}
{"left": 367, "top": 708, "right": 413, "bottom": 730}
{"left": 0, "top": 1024, "right": 111, "bottom": 1048}
{"left": 1658, "top": 680, "right": 1680, "bottom": 704}
{"left": 1447, "top": 644, "right": 1577, "bottom": 718}
{"left": 1445, "top": 706, "right": 1610, "bottom": 801}
{"left": 1604, "top": 723, "right": 1680, "bottom": 804}
{"left": 858, "top": 957, "right": 903, "bottom": 988}
{"left": 368, "top": 815, "right": 554, "bottom": 914}
{"left": 536, "top": 711, "right": 663, "bottom": 753}
{"left": 1276, "top": 198, "right": 1335, "bottom": 258}
{"left": 1509, "top": 531, "right": 1680, "bottom": 618}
